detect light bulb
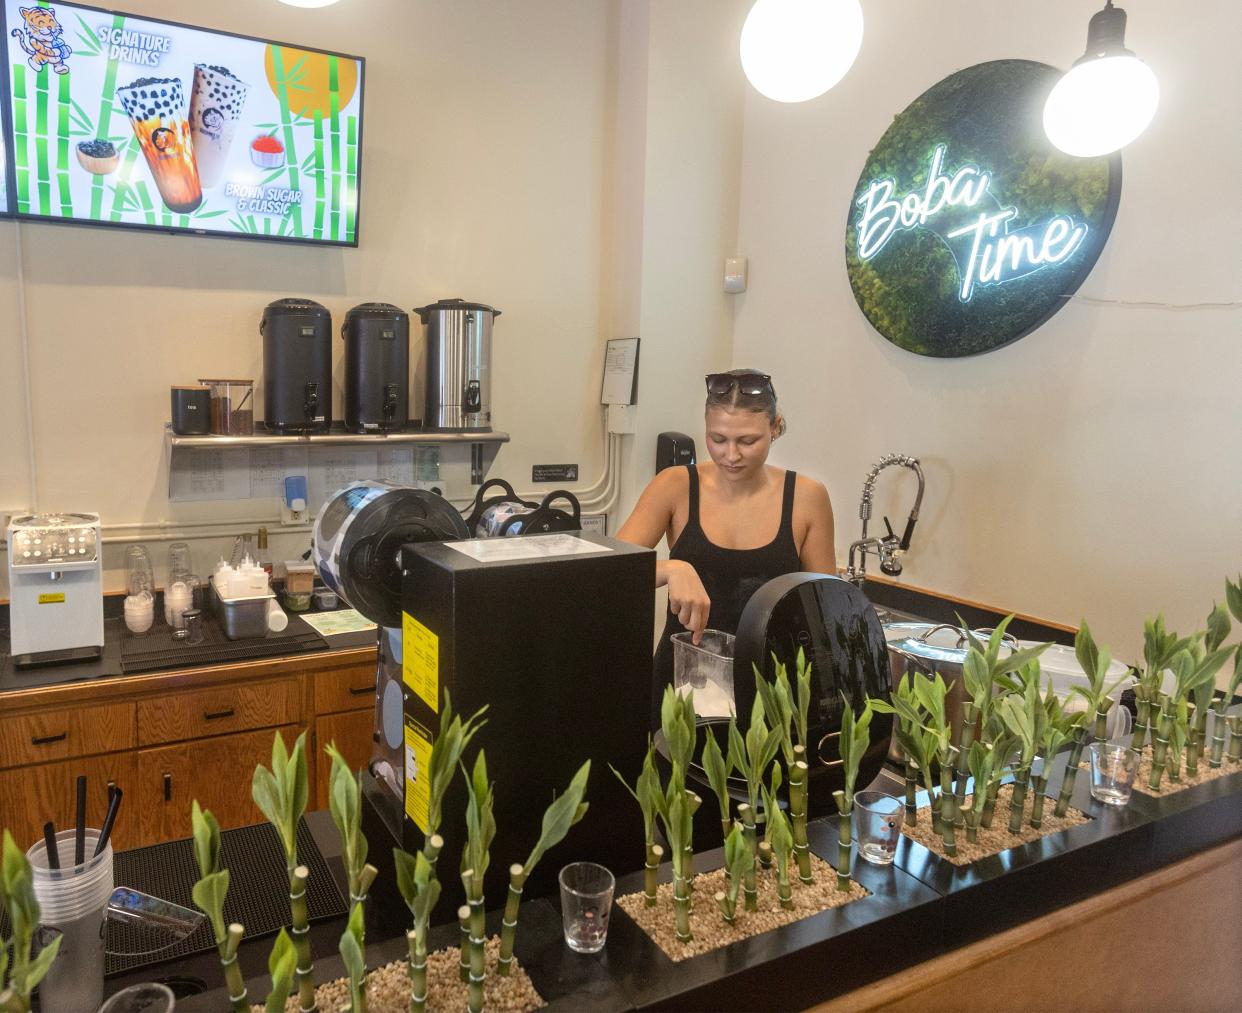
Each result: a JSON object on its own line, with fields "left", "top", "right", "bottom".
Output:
{"left": 278, "top": 0, "right": 342, "bottom": 8}
{"left": 740, "top": 0, "right": 863, "bottom": 104}
{"left": 1043, "top": 55, "right": 1159, "bottom": 157}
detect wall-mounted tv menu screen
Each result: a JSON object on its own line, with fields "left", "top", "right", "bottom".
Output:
{"left": 3, "top": 2, "right": 364, "bottom": 244}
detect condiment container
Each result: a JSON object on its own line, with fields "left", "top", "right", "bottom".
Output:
{"left": 284, "top": 589, "right": 312, "bottom": 613}
{"left": 285, "top": 562, "right": 316, "bottom": 594}
{"left": 313, "top": 588, "right": 338, "bottom": 610}
{"left": 198, "top": 378, "right": 255, "bottom": 435}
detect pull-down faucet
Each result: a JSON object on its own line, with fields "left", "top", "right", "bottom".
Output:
{"left": 845, "top": 454, "right": 925, "bottom": 583}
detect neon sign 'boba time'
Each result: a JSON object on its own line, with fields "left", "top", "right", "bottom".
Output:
{"left": 853, "top": 144, "right": 1089, "bottom": 302}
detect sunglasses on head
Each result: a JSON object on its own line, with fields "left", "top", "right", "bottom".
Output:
{"left": 705, "top": 372, "right": 773, "bottom": 397}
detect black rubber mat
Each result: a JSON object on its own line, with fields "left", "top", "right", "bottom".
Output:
{"left": 119, "top": 612, "right": 326, "bottom": 674}
{"left": 104, "top": 818, "right": 347, "bottom": 975}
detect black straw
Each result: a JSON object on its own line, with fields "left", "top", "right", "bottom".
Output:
{"left": 74, "top": 775, "right": 87, "bottom": 866}
{"left": 94, "top": 787, "right": 123, "bottom": 858}
{"left": 43, "top": 821, "right": 60, "bottom": 870}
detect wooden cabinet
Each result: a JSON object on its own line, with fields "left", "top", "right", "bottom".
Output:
{"left": 0, "top": 702, "right": 134, "bottom": 768}
{"left": 313, "top": 709, "right": 375, "bottom": 811}
{"left": 314, "top": 661, "right": 377, "bottom": 715}
{"left": 136, "top": 678, "right": 301, "bottom": 746}
{"left": 0, "top": 751, "right": 139, "bottom": 851}
{"left": 135, "top": 724, "right": 303, "bottom": 843}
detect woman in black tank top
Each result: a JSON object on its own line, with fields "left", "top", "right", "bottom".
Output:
{"left": 617, "top": 370, "right": 837, "bottom": 727}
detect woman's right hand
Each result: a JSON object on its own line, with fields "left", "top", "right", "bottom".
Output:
{"left": 666, "top": 560, "right": 710, "bottom": 643}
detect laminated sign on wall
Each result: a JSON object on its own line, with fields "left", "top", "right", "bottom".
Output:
{"left": 845, "top": 59, "right": 1122, "bottom": 357}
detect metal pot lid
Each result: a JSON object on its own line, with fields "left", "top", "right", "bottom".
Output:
{"left": 889, "top": 623, "right": 1013, "bottom": 664}
{"left": 344, "top": 302, "right": 408, "bottom": 319}
{"left": 10, "top": 512, "right": 98, "bottom": 529}
{"left": 413, "top": 298, "right": 502, "bottom": 321}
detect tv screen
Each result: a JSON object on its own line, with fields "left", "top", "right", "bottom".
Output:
{"left": 3, "top": 2, "right": 364, "bottom": 244}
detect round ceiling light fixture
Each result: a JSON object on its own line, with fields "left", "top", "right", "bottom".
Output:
{"left": 1043, "top": 1, "right": 1159, "bottom": 157}
{"left": 278, "top": 0, "right": 342, "bottom": 9}
{"left": 740, "top": 0, "right": 864, "bottom": 103}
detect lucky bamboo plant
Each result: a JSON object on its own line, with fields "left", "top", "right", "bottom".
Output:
{"left": 962, "top": 742, "right": 997, "bottom": 843}
{"left": 1031, "top": 689, "right": 1079, "bottom": 830}
{"left": 1132, "top": 614, "right": 1193, "bottom": 752}
{"left": 1188, "top": 602, "right": 1232, "bottom": 775}
{"left": 997, "top": 665, "right": 1043, "bottom": 833}
{"left": 425, "top": 692, "right": 487, "bottom": 868}
{"left": 0, "top": 830, "right": 62, "bottom": 1013}
{"left": 762, "top": 785, "right": 795, "bottom": 909}
{"left": 1066, "top": 620, "right": 1128, "bottom": 744}
{"left": 701, "top": 731, "right": 733, "bottom": 844}
{"left": 190, "top": 802, "right": 248, "bottom": 1012}
{"left": 265, "top": 929, "right": 298, "bottom": 1013}
{"left": 498, "top": 761, "right": 590, "bottom": 976}
{"left": 1210, "top": 645, "right": 1242, "bottom": 769}
{"left": 251, "top": 730, "right": 317, "bottom": 1013}
{"left": 726, "top": 695, "right": 782, "bottom": 907}
{"left": 326, "top": 744, "right": 378, "bottom": 1013}
{"left": 393, "top": 848, "right": 440, "bottom": 1013}
{"left": 714, "top": 824, "right": 752, "bottom": 924}
{"left": 755, "top": 657, "right": 814, "bottom": 883}
{"left": 611, "top": 742, "right": 663, "bottom": 906}
{"left": 833, "top": 696, "right": 873, "bottom": 885}
{"left": 460, "top": 752, "right": 496, "bottom": 1013}
{"left": 660, "top": 687, "right": 699, "bottom": 883}
{"left": 872, "top": 673, "right": 950, "bottom": 845}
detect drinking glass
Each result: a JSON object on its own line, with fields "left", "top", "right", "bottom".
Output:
{"left": 854, "top": 790, "right": 905, "bottom": 865}
{"left": 1089, "top": 743, "right": 1140, "bottom": 805}
{"left": 559, "top": 862, "right": 614, "bottom": 953}
{"left": 99, "top": 982, "right": 176, "bottom": 1012}
{"left": 125, "top": 545, "right": 155, "bottom": 598}
{"left": 115, "top": 78, "right": 203, "bottom": 214}
{"left": 167, "top": 542, "right": 193, "bottom": 583}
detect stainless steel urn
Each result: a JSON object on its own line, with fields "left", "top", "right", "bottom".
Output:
{"left": 414, "top": 298, "right": 501, "bottom": 431}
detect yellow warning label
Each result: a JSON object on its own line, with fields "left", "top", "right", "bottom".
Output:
{"left": 37, "top": 593, "right": 66, "bottom": 604}
{"left": 402, "top": 612, "right": 439, "bottom": 713}
{"left": 404, "top": 714, "right": 434, "bottom": 834}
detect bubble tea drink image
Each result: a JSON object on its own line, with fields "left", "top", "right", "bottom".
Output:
{"left": 189, "top": 65, "right": 249, "bottom": 188}
{"left": 116, "top": 77, "right": 203, "bottom": 213}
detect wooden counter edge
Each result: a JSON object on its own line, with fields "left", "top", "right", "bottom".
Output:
{"left": 0, "top": 644, "right": 377, "bottom": 713}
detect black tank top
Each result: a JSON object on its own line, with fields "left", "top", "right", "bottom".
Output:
{"left": 651, "top": 465, "right": 802, "bottom": 725}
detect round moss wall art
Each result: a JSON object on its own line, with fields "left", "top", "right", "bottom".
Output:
{"left": 845, "top": 60, "right": 1121, "bottom": 357}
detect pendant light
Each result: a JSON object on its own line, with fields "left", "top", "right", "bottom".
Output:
{"left": 278, "top": 0, "right": 342, "bottom": 8}
{"left": 1043, "top": 1, "right": 1159, "bottom": 157}
{"left": 740, "top": 0, "right": 864, "bottom": 104}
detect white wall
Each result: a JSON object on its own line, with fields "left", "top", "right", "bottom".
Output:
{"left": 0, "top": 0, "right": 618, "bottom": 592}
{"left": 734, "top": 0, "right": 1242, "bottom": 660}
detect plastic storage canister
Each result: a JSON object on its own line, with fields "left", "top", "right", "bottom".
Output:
{"left": 27, "top": 829, "right": 114, "bottom": 1013}
{"left": 198, "top": 378, "right": 255, "bottom": 435}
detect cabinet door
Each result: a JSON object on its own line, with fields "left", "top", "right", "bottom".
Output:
{"left": 136, "top": 725, "right": 303, "bottom": 845}
{"left": 314, "top": 710, "right": 375, "bottom": 811}
{"left": 0, "top": 752, "right": 139, "bottom": 852}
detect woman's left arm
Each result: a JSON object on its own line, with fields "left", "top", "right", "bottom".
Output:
{"left": 797, "top": 478, "right": 838, "bottom": 575}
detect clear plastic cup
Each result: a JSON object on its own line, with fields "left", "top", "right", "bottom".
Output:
{"left": 854, "top": 790, "right": 905, "bottom": 865}
{"left": 671, "top": 629, "right": 736, "bottom": 718}
{"left": 1089, "top": 743, "right": 1140, "bottom": 806}
{"left": 26, "top": 829, "right": 114, "bottom": 1013}
{"left": 559, "top": 862, "right": 614, "bottom": 954}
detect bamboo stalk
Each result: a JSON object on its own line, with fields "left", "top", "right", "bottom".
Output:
{"left": 55, "top": 71, "right": 71, "bottom": 216}
{"left": 313, "top": 111, "right": 326, "bottom": 240}
{"left": 1149, "top": 702, "right": 1173, "bottom": 790}
{"left": 790, "top": 759, "right": 812, "bottom": 885}
{"left": 980, "top": 779, "right": 1000, "bottom": 829}
{"left": 1054, "top": 727, "right": 1087, "bottom": 818}
{"left": 289, "top": 865, "right": 317, "bottom": 1012}
{"left": 1008, "top": 771, "right": 1030, "bottom": 833}
{"left": 221, "top": 923, "right": 248, "bottom": 1012}
{"left": 952, "top": 703, "right": 977, "bottom": 826}
{"left": 270, "top": 46, "right": 304, "bottom": 237}
{"left": 35, "top": 62, "right": 50, "bottom": 214}
{"left": 406, "top": 929, "right": 425, "bottom": 1013}
{"left": 673, "top": 871, "right": 692, "bottom": 943}
{"left": 832, "top": 790, "right": 851, "bottom": 892}
{"left": 738, "top": 803, "right": 757, "bottom": 911}
{"left": 345, "top": 114, "right": 358, "bottom": 242}
{"left": 644, "top": 843, "right": 662, "bottom": 907}
{"left": 1093, "top": 701, "right": 1111, "bottom": 743}
{"left": 457, "top": 903, "right": 471, "bottom": 985}
{"left": 903, "top": 761, "right": 918, "bottom": 824}
{"left": 329, "top": 57, "right": 342, "bottom": 240}
{"left": 462, "top": 869, "right": 486, "bottom": 1004}
{"left": 1209, "top": 702, "right": 1228, "bottom": 768}
{"left": 685, "top": 792, "right": 701, "bottom": 885}
{"left": 938, "top": 754, "right": 957, "bottom": 856}
{"left": 89, "top": 14, "right": 124, "bottom": 220}
{"left": 494, "top": 862, "right": 527, "bottom": 978}
{"left": 1227, "top": 716, "right": 1242, "bottom": 763}
{"left": 1029, "top": 774, "right": 1049, "bottom": 830}
{"left": 714, "top": 889, "right": 734, "bottom": 924}
{"left": 1132, "top": 698, "right": 1150, "bottom": 753}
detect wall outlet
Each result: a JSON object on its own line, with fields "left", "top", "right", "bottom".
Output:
{"left": 280, "top": 501, "right": 308, "bottom": 526}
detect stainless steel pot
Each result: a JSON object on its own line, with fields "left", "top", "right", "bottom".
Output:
{"left": 883, "top": 622, "right": 1015, "bottom": 761}
{"left": 414, "top": 298, "right": 500, "bottom": 431}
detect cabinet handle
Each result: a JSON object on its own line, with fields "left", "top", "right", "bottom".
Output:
{"left": 31, "top": 731, "right": 68, "bottom": 746}
{"left": 163, "top": 773, "right": 172, "bottom": 801}
{"left": 204, "top": 708, "right": 235, "bottom": 721}
{"left": 348, "top": 686, "right": 372, "bottom": 697}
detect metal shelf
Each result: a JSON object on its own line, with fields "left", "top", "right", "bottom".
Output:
{"left": 166, "top": 427, "right": 510, "bottom": 450}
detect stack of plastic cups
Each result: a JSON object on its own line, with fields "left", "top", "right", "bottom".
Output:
{"left": 123, "top": 594, "right": 154, "bottom": 635}
{"left": 26, "top": 829, "right": 114, "bottom": 1012}
{"left": 163, "top": 578, "right": 194, "bottom": 629}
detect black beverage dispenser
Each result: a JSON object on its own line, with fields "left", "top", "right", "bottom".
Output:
{"left": 342, "top": 303, "right": 410, "bottom": 432}
{"left": 261, "top": 298, "right": 333, "bottom": 432}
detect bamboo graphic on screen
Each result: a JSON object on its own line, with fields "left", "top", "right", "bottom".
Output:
{"left": 313, "top": 111, "right": 326, "bottom": 239}
{"left": 88, "top": 14, "right": 125, "bottom": 219}
{"left": 13, "top": 65, "right": 30, "bottom": 213}
{"left": 345, "top": 114, "right": 358, "bottom": 241}
{"left": 329, "top": 55, "right": 341, "bottom": 240}
{"left": 35, "top": 61, "right": 50, "bottom": 213}
{"left": 55, "top": 72, "right": 70, "bottom": 215}
{"left": 270, "top": 46, "right": 305, "bottom": 237}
